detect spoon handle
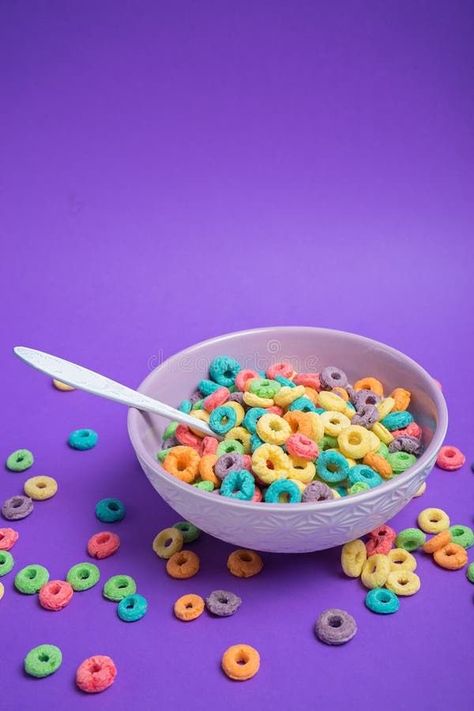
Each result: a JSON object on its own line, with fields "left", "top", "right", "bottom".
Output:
{"left": 13, "top": 346, "right": 216, "bottom": 438}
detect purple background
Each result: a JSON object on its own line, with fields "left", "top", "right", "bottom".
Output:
{"left": 1, "top": 1, "right": 473, "bottom": 709}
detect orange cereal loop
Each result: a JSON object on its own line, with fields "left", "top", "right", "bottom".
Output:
{"left": 363, "top": 452, "right": 393, "bottom": 480}
{"left": 199, "top": 454, "right": 220, "bottom": 487}
{"left": 354, "top": 377, "right": 384, "bottom": 397}
{"left": 222, "top": 644, "right": 260, "bottom": 681}
{"left": 173, "top": 593, "right": 205, "bottom": 621}
{"left": 283, "top": 411, "right": 312, "bottom": 438}
{"left": 163, "top": 446, "right": 200, "bottom": 483}
{"left": 227, "top": 549, "right": 263, "bottom": 578}
{"left": 423, "top": 530, "right": 452, "bottom": 554}
{"left": 433, "top": 543, "right": 467, "bottom": 570}
{"left": 390, "top": 387, "right": 411, "bottom": 412}
{"left": 331, "top": 386, "right": 349, "bottom": 401}
{"left": 166, "top": 550, "right": 200, "bottom": 579}
{"left": 303, "top": 387, "right": 319, "bottom": 405}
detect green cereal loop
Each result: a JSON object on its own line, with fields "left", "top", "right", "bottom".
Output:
{"left": 386, "top": 452, "right": 416, "bottom": 474}
{"left": 15, "top": 564, "right": 49, "bottom": 594}
{"left": 377, "top": 442, "right": 389, "bottom": 459}
{"left": 249, "top": 378, "right": 281, "bottom": 399}
{"left": 0, "top": 550, "right": 14, "bottom": 576}
{"left": 467, "top": 563, "right": 474, "bottom": 583}
{"left": 348, "top": 482, "right": 370, "bottom": 495}
{"left": 194, "top": 480, "right": 214, "bottom": 492}
{"left": 395, "top": 528, "right": 426, "bottom": 552}
{"left": 66, "top": 562, "right": 100, "bottom": 591}
{"left": 217, "top": 439, "right": 244, "bottom": 456}
{"left": 449, "top": 525, "right": 474, "bottom": 549}
{"left": 163, "top": 422, "right": 178, "bottom": 440}
{"left": 103, "top": 574, "right": 137, "bottom": 601}
{"left": 173, "top": 521, "right": 200, "bottom": 543}
{"left": 192, "top": 399, "right": 204, "bottom": 410}
{"left": 24, "top": 644, "right": 62, "bottom": 678}
{"left": 6, "top": 449, "right": 34, "bottom": 472}
{"left": 318, "top": 436, "right": 338, "bottom": 451}
{"left": 157, "top": 448, "right": 172, "bottom": 462}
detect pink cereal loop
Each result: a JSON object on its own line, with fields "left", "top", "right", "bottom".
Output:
{"left": 87, "top": 531, "right": 120, "bottom": 559}
{"left": 368, "top": 524, "right": 396, "bottom": 542}
{"left": 366, "top": 537, "right": 393, "bottom": 556}
{"left": 76, "top": 655, "right": 117, "bottom": 694}
{"left": 0, "top": 527, "right": 19, "bottom": 551}
{"left": 200, "top": 436, "right": 218, "bottom": 455}
{"left": 242, "top": 454, "right": 253, "bottom": 471}
{"left": 252, "top": 487, "right": 263, "bottom": 502}
{"left": 235, "top": 369, "right": 259, "bottom": 392}
{"left": 175, "top": 425, "right": 202, "bottom": 450}
{"left": 285, "top": 433, "right": 318, "bottom": 460}
{"left": 436, "top": 445, "right": 465, "bottom": 471}
{"left": 293, "top": 373, "right": 321, "bottom": 391}
{"left": 203, "top": 387, "right": 230, "bottom": 412}
{"left": 267, "top": 405, "right": 283, "bottom": 416}
{"left": 391, "top": 422, "right": 422, "bottom": 440}
{"left": 266, "top": 362, "right": 295, "bottom": 380}
{"left": 39, "top": 580, "right": 74, "bottom": 611}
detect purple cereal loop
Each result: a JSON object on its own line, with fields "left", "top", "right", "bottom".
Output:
{"left": 189, "top": 390, "right": 203, "bottom": 404}
{"left": 319, "top": 367, "right": 348, "bottom": 390}
{"left": 351, "top": 404, "right": 379, "bottom": 428}
{"left": 353, "top": 389, "right": 381, "bottom": 409}
{"left": 214, "top": 453, "right": 246, "bottom": 480}
{"left": 315, "top": 608, "right": 357, "bottom": 645}
{"left": 388, "top": 435, "right": 423, "bottom": 456}
{"left": 205, "top": 589, "right": 242, "bottom": 616}
{"left": 302, "top": 481, "right": 334, "bottom": 503}
{"left": 162, "top": 436, "right": 179, "bottom": 449}
{"left": 1, "top": 495, "right": 34, "bottom": 521}
{"left": 229, "top": 392, "right": 244, "bottom": 404}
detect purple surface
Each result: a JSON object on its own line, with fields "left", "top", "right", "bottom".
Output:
{"left": 0, "top": 1, "right": 473, "bottom": 709}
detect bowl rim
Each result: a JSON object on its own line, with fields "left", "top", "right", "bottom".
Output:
{"left": 128, "top": 326, "right": 448, "bottom": 512}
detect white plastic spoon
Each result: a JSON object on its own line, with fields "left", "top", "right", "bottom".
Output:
{"left": 13, "top": 346, "right": 218, "bottom": 438}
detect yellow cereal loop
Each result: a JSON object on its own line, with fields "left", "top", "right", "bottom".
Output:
{"left": 251, "top": 444, "right": 291, "bottom": 484}
{"left": 274, "top": 385, "right": 305, "bottom": 408}
{"left": 387, "top": 548, "right": 417, "bottom": 572}
{"left": 371, "top": 422, "right": 394, "bottom": 445}
{"left": 318, "top": 391, "right": 347, "bottom": 413}
{"left": 225, "top": 427, "right": 251, "bottom": 453}
{"left": 225, "top": 401, "right": 245, "bottom": 425}
{"left": 367, "top": 430, "right": 381, "bottom": 453}
{"left": 188, "top": 409, "right": 210, "bottom": 437}
{"left": 24, "top": 475, "right": 58, "bottom": 501}
{"left": 0, "top": 581, "right": 4, "bottom": 601}
{"left": 413, "top": 482, "right": 426, "bottom": 497}
{"left": 341, "top": 539, "right": 367, "bottom": 578}
{"left": 53, "top": 378, "right": 75, "bottom": 391}
{"left": 337, "top": 425, "right": 372, "bottom": 459}
{"left": 331, "top": 386, "right": 349, "bottom": 401}
{"left": 376, "top": 397, "right": 395, "bottom": 419}
{"left": 361, "top": 554, "right": 391, "bottom": 589}
{"left": 243, "top": 391, "right": 274, "bottom": 408}
{"left": 331, "top": 489, "right": 342, "bottom": 499}
{"left": 289, "top": 478, "right": 306, "bottom": 495}
{"left": 385, "top": 570, "right": 421, "bottom": 596}
{"left": 417, "top": 508, "right": 450, "bottom": 534}
{"left": 303, "top": 387, "right": 319, "bottom": 404}
{"left": 304, "top": 412, "right": 324, "bottom": 443}
{"left": 288, "top": 456, "right": 316, "bottom": 484}
{"left": 256, "top": 414, "right": 291, "bottom": 446}
{"left": 320, "top": 411, "right": 351, "bottom": 437}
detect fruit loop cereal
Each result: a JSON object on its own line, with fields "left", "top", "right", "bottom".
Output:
{"left": 95, "top": 498, "right": 126, "bottom": 523}
{"left": 227, "top": 549, "right": 263, "bottom": 578}
{"left": 24, "top": 476, "right": 58, "bottom": 501}
{"left": 436, "top": 445, "right": 465, "bottom": 470}
{"left": 6, "top": 449, "right": 34, "bottom": 472}
{"left": 117, "top": 593, "right": 148, "bottom": 622}
{"left": 0, "top": 582, "right": 4, "bottom": 601}
{"left": 0, "top": 527, "right": 19, "bottom": 551}
{"left": 103, "top": 575, "right": 137, "bottom": 601}
{"left": 2, "top": 495, "right": 34, "bottom": 521}
{"left": 39, "top": 580, "right": 74, "bottom": 611}
{"left": 166, "top": 550, "right": 200, "bottom": 579}
{"left": 67, "top": 563, "right": 100, "bottom": 591}
{"left": 365, "top": 588, "right": 400, "bottom": 614}
{"left": 173, "top": 521, "right": 201, "bottom": 543}
{"left": 315, "top": 609, "right": 357, "bottom": 645}
{"left": 221, "top": 644, "right": 260, "bottom": 681}
{"left": 76, "top": 655, "right": 117, "bottom": 693}
{"left": 15, "top": 564, "right": 49, "bottom": 594}
{"left": 206, "top": 589, "right": 242, "bottom": 616}
{"left": 52, "top": 378, "right": 75, "bottom": 391}
{"left": 174, "top": 593, "right": 205, "bottom": 621}
{"left": 417, "top": 508, "right": 450, "bottom": 534}
{"left": 152, "top": 528, "right": 184, "bottom": 559}
{"left": 157, "top": 356, "right": 425, "bottom": 503}
{"left": 0, "top": 550, "right": 14, "bottom": 576}
{"left": 87, "top": 531, "right": 120, "bottom": 559}
{"left": 68, "top": 428, "right": 98, "bottom": 451}
{"left": 433, "top": 543, "right": 468, "bottom": 570}
{"left": 24, "top": 644, "right": 62, "bottom": 678}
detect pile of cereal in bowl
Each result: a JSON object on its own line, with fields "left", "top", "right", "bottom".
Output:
{"left": 157, "top": 356, "right": 424, "bottom": 503}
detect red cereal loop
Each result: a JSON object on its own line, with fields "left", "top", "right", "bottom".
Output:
{"left": 200, "top": 436, "right": 218, "bottom": 456}
{"left": 39, "top": 580, "right": 74, "bottom": 611}
{"left": 175, "top": 425, "right": 202, "bottom": 450}
{"left": 368, "top": 524, "right": 396, "bottom": 542}
{"left": 235, "top": 369, "right": 259, "bottom": 391}
{"left": 87, "top": 531, "right": 120, "bottom": 559}
{"left": 266, "top": 405, "right": 283, "bottom": 416}
{"left": 285, "top": 434, "right": 318, "bottom": 460}
{"left": 293, "top": 373, "right": 321, "bottom": 391}
{"left": 392, "top": 422, "right": 422, "bottom": 440}
{"left": 366, "top": 524, "right": 396, "bottom": 556}
{"left": 266, "top": 362, "right": 295, "bottom": 380}
{"left": 0, "top": 527, "right": 19, "bottom": 550}
{"left": 76, "top": 655, "right": 117, "bottom": 694}
{"left": 436, "top": 445, "right": 465, "bottom": 471}
{"left": 203, "top": 387, "right": 230, "bottom": 413}
{"left": 252, "top": 487, "right": 263, "bottom": 502}
{"left": 242, "top": 454, "right": 253, "bottom": 471}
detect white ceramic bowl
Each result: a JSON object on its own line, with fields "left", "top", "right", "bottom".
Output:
{"left": 128, "top": 327, "right": 447, "bottom": 553}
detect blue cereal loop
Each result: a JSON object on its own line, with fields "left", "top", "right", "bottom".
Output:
{"left": 274, "top": 375, "right": 295, "bottom": 388}
{"left": 242, "top": 408, "right": 267, "bottom": 434}
{"left": 288, "top": 397, "right": 318, "bottom": 413}
{"left": 209, "top": 356, "right": 241, "bottom": 387}
{"left": 365, "top": 588, "right": 400, "bottom": 614}
{"left": 264, "top": 479, "right": 302, "bottom": 504}
{"left": 198, "top": 379, "right": 221, "bottom": 396}
{"left": 178, "top": 399, "right": 192, "bottom": 414}
{"left": 209, "top": 406, "right": 238, "bottom": 435}
{"left": 347, "top": 464, "right": 383, "bottom": 488}
{"left": 220, "top": 470, "right": 255, "bottom": 501}
{"left": 95, "top": 498, "right": 126, "bottom": 523}
{"left": 117, "top": 593, "right": 148, "bottom": 622}
{"left": 250, "top": 433, "right": 264, "bottom": 452}
{"left": 381, "top": 411, "right": 414, "bottom": 431}
{"left": 68, "top": 429, "right": 98, "bottom": 451}
{"left": 316, "top": 450, "right": 350, "bottom": 483}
